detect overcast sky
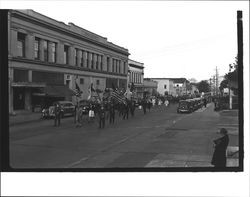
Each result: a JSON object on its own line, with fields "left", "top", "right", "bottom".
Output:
{"left": 2, "top": 1, "right": 249, "bottom": 81}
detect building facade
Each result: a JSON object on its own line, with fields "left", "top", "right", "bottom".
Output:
{"left": 128, "top": 59, "right": 144, "bottom": 98}
{"left": 143, "top": 79, "right": 158, "bottom": 97}
{"left": 149, "top": 78, "right": 190, "bottom": 96}
{"left": 171, "top": 78, "right": 190, "bottom": 96}
{"left": 8, "top": 10, "right": 129, "bottom": 113}
{"left": 149, "top": 78, "right": 175, "bottom": 96}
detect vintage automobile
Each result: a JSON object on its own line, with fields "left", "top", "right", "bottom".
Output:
{"left": 177, "top": 99, "right": 194, "bottom": 113}
{"left": 42, "top": 101, "right": 75, "bottom": 118}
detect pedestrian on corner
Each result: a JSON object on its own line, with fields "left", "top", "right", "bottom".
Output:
{"left": 211, "top": 128, "right": 229, "bottom": 168}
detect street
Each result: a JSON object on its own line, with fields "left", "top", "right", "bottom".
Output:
{"left": 9, "top": 102, "right": 239, "bottom": 169}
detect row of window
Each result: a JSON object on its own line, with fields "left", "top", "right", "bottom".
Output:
{"left": 129, "top": 71, "right": 142, "bottom": 84}
{"left": 16, "top": 32, "right": 127, "bottom": 74}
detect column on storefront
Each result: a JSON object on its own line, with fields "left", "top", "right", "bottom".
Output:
{"left": 25, "top": 33, "right": 34, "bottom": 60}
{"left": 102, "top": 55, "right": 107, "bottom": 71}
{"left": 9, "top": 68, "right": 14, "bottom": 114}
{"left": 10, "top": 29, "right": 18, "bottom": 57}
{"left": 39, "top": 39, "right": 45, "bottom": 61}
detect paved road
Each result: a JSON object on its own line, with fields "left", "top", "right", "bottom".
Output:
{"left": 9, "top": 102, "right": 238, "bottom": 169}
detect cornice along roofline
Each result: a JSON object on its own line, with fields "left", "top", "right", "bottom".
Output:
{"left": 10, "top": 9, "right": 130, "bottom": 56}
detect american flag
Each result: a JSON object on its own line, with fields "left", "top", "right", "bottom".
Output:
{"left": 110, "top": 89, "right": 126, "bottom": 104}
{"left": 75, "top": 82, "right": 82, "bottom": 97}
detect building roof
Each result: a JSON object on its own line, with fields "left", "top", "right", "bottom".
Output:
{"left": 11, "top": 10, "right": 130, "bottom": 56}
{"left": 128, "top": 59, "right": 144, "bottom": 68}
{"left": 148, "top": 78, "right": 189, "bottom": 83}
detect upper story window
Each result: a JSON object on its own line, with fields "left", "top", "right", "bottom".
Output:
{"left": 64, "top": 45, "right": 69, "bottom": 64}
{"left": 164, "top": 84, "right": 167, "bottom": 89}
{"left": 43, "top": 40, "right": 48, "bottom": 62}
{"left": 51, "top": 42, "right": 56, "bottom": 63}
{"left": 118, "top": 61, "right": 120, "bottom": 73}
{"left": 17, "top": 32, "right": 26, "bottom": 57}
{"left": 96, "top": 79, "right": 100, "bottom": 85}
{"left": 107, "top": 57, "right": 110, "bottom": 72}
{"left": 34, "top": 37, "right": 40, "bottom": 60}
{"left": 123, "top": 61, "right": 126, "bottom": 74}
{"left": 80, "top": 51, "right": 84, "bottom": 67}
{"left": 96, "top": 54, "right": 99, "bottom": 70}
{"left": 90, "top": 53, "right": 94, "bottom": 69}
{"left": 75, "top": 49, "right": 77, "bottom": 66}
{"left": 86, "top": 51, "right": 89, "bottom": 67}
{"left": 80, "top": 78, "right": 84, "bottom": 84}
{"left": 100, "top": 56, "right": 103, "bottom": 71}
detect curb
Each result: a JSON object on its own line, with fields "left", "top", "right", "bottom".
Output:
{"left": 9, "top": 118, "right": 43, "bottom": 127}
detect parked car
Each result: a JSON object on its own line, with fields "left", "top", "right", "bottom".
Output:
{"left": 177, "top": 99, "right": 194, "bottom": 113}
{"left": 42, "top": 101, "right": 75, "bottom": 118}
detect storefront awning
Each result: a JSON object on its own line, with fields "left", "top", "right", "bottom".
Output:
{"left": 11, "top": 82, "right": 46, "bottom": 88}
{"left": 32, "top": 85, "right": 76, "bottom": 98}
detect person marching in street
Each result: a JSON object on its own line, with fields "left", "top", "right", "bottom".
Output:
{"left": 142, "top": 98, "right": 147, "bottom": 115}
{"left": 211, "top": 128, "right": 229, "bottom": 168}
{"left": 123, "top": 100, "right": 129, "bottom": 120}
{"left": 54, "top": 102, "right": 61, "bottom": 127}
{"left": 130, "top": 100, "right": 136, "bottom": 117}
{"left": 75, "top": 104, "right": 83, "bottom": 127}
{"left": 88, "top": 104, "right": 95, "bottom": 123}
{"left": 109, "top": 101, "right": 115, "bottom": 124}
{"left": 203, "top": 98, "right": 207, "bottom": 108}
{"left": 98, "top": 104, "right": 106, "bottom": 129}
{"left": 147, "top": 99, "right": 152, "bottom": 112}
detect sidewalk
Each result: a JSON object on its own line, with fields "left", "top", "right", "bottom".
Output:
{"left": 218, "top": 109, "right": 239, "bottom": 167}
{"left": 9, "top": 111, "right": 43, "bottom": 126}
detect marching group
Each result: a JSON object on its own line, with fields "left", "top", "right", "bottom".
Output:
{"left": 53, "top": 97, "right": 162, "bottom": 129}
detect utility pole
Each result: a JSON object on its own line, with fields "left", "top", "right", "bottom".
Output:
{"left": 215, "top": 66, "right": 219, "bottom": 96}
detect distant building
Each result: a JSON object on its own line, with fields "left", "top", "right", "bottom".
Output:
{"left": 171, "top": 78, "right": 190, "bottom": 96}
{"left": 148, "top": 78, "right": 190, "bottom": 96}
{"left": 143, "top": 79, "right": 158, "bottom": 97}
{"left": 8, "top": 10, "right": 129, "bottom": 113}
{"left": 148, "top": 78, "right": 174, "bottom": 96}
{"left": 128, "top": 59, "right": 144, "bottom": 98}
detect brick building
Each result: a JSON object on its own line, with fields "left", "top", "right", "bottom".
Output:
{"left": 8, "top": 10, "right": 129, "bottom": 113}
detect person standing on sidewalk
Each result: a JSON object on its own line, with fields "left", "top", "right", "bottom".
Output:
{"left": 211, "top": 128, "right": 229, "bottom": 167}
{"left": 54, "top": 102, "right": 61, "bottom": 127}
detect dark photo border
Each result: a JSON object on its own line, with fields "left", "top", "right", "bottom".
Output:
{"left": 0, "top": 7, "right": 244, "bottom": 172}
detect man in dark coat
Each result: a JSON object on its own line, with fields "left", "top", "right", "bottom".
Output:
{"left": 98, "top": 105, "right": 106, "bottom": 129}
{"left": 109, "top": 102, "right": 115, "bottom": 124}
{"left": 130, "top": 100, "right": 136, "bottom": 117}
{"left": 203, "top": 98, "right": 207, "bottom": 108}
{"left": 123, "top": 102, "right": 129, "bottom": 120}
{"left": 142, "top": 98, "right": 147, "bottom": 114}
{"left": 211, "top": 128, "right": 229, "bottom": 167}
{"left": 54, "top": 102, "right": 61, "bottom": 127}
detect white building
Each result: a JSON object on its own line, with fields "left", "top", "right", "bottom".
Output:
{"left": 149, "top": 78, "right": 174, "bottom": 96}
